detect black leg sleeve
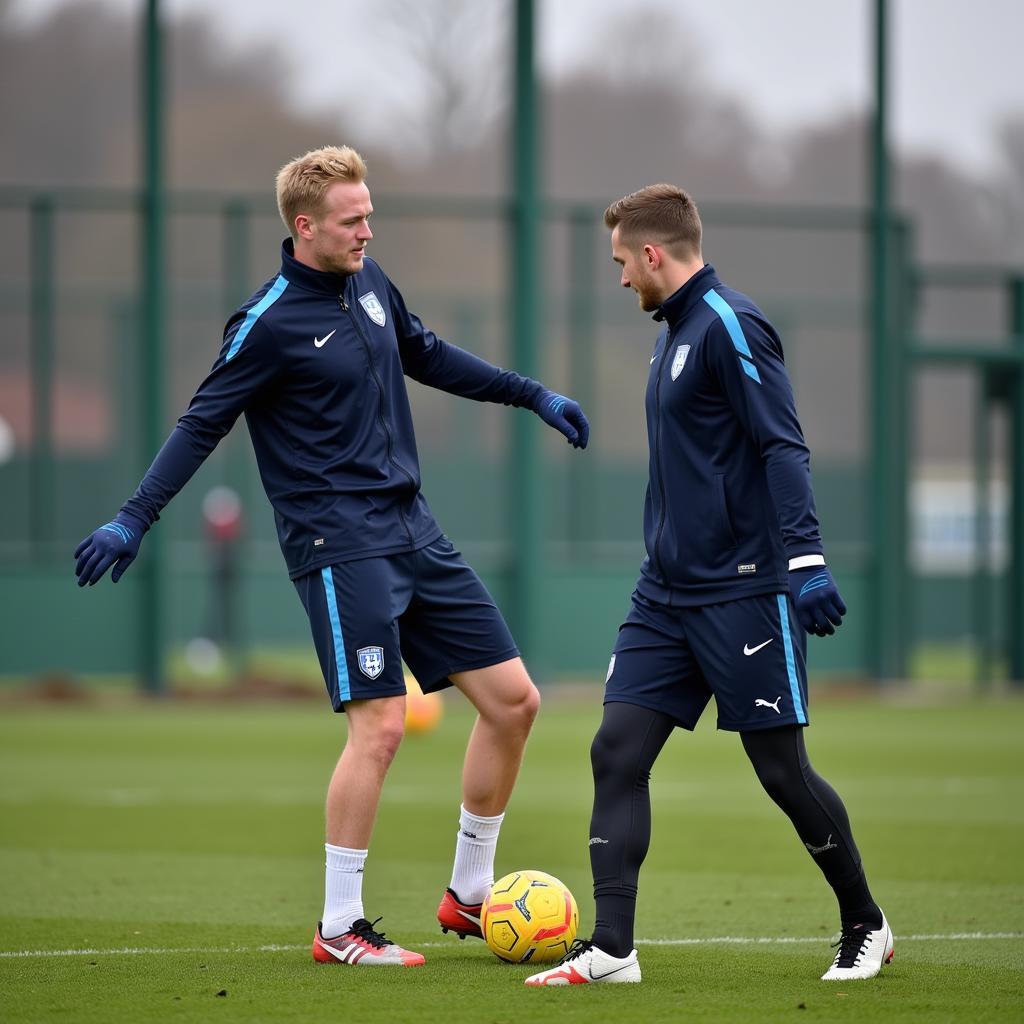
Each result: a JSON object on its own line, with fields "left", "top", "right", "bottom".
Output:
{"left": 588, "top": 701, "right": 676, "bottom": 957}
{"left": 740, "top": 726, "right": 881, "bottom": 926}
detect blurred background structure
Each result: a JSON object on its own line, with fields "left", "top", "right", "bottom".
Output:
{"left": 1, "top": 0, "right": 1023, "bottom": 693}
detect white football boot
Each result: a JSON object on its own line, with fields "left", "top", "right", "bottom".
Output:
{"left": 524, "top": 938, "right": 641, "bottom": 986}
{"left": 821, "top": 911, "right": 894, "bottom": 981}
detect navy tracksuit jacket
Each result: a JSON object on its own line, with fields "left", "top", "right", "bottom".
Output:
{"left": 122, "top": 240, "right": 545, "bottom": 579}
{"left": 637, "top": 264, "right": 824, "bottom": 606}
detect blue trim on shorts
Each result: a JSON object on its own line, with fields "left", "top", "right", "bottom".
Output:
{"left": 321, "top": 567, "right": 351, "bottom": 703}
{"left": 777, "top": 594, "right": 806, "bottom": 724}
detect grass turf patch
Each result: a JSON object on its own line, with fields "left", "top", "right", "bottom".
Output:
{"left": 1, "top": 695, "right": 1022, "bottom": 1022}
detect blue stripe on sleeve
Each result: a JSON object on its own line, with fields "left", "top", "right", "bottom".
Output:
{"left": 777, "top": 594, "right": 807, "bottom": 725}
{"left": 321, "top": 567, "right": 351, "bottom": 703}
{"left": 226, "top": 275, "right": 288, "bottom": 362}
{"left": 704, "top": 288, "right": 763, "bottom": 385}
{"left": 703, "top": 289, "right": 752, "bottom": 358}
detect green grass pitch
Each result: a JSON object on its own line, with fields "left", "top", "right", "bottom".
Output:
{"left": 1, "top": 693, "right": 1022, "bottom": 1022}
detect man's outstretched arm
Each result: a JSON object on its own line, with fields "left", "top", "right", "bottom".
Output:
{"left": 389, "top": 278, "right": 589, "bottom": 449}
{"left": 74, "top": 427, "right": 203, "bottom": 586}
{"left": 74, "top": 313, "right": 281, "bottom": 586}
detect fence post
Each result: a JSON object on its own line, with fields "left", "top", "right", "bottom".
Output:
{"left": 29, "top": 197, "right": 55, "bottom": 557}
{"left": 890, "top": 217, "right": 912, "bottom": 679}
{"left": 509, "top": 0, "right": 543, "bottom": 669}
{"left": 568, "top": 206, "right": 597, "bottom": 555}
{"left": 1009, "top": 277, "right": 1024, "bottom": 684}
{"left": 223, "top": 200, "right": 251, "bottom": 312}
{"left": 139, "top": 0, "right": 166, "bottom": 694}
{"left": 869, "top": 0, "right": 901, "bottom": 681}
{"left": 973, "top": 375, "right": 993, "bottom": 687}
{"left": 222, "top": 200, "right": 253, "bottom": 503}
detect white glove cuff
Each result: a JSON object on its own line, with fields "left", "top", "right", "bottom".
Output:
{"left": 788, "top": 554, "right": 826, "bottom": 571}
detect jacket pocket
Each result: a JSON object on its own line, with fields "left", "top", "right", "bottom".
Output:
{"left": 713, "top": 473, "right": 739, "bottom": 549}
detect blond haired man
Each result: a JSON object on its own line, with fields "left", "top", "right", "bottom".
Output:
{"left": 74, "top": 146, "right": 589, "bottom": 966}
{"left": 526, "top": 185, "right": 890, "bottom": 987}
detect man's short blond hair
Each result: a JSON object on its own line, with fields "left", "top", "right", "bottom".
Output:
{"left": 604, "top": 183, "right": 702, "bottom": 260}
{"left": 275, "top": 145, "right": 368, "bottom": 239}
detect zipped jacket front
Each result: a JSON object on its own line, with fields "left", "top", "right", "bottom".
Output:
{"left": 637, "top": 264, "right": 823, "bottom": 606}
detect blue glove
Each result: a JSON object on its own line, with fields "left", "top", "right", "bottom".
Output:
{"left": 535, "top": 390, "right": 590, "bottom": 449}
{"left": 789, "top": 564, "right": 847, "bottom": 637}
{"left": 74, "top": 512, "right": 148, "bottom": 586}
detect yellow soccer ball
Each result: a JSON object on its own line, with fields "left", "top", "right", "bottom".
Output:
{"left": 404, "top": 673, "right": 443, "bottom": 734}
{"left": 481, "top": 869, "right": 579, "bottom": 964}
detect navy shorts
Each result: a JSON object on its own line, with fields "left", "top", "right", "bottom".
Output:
{"left": 294, "top": 536, "right": 519, "bottom": 711}
{"left": 604, "top": 590, "right": 809, "bottom": 732}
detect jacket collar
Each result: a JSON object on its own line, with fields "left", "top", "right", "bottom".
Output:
{"left": 652, "top": 264, "right": 720, "bottom": 329}
{"left": 279, "top": 238, "right": 352, "bottom": 295}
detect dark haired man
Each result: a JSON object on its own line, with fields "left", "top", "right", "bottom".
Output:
{"left": 526, "top": 184, "right": 891, "bottom": 987}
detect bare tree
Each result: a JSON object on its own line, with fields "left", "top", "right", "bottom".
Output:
{"left": 371, "top": 0, "right": 509, "bottom": 159}
{"left": 994, "top": 115, "right": 1024, "bottom": 264}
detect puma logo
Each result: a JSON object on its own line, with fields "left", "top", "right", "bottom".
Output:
{"left": 805, "top": 834, "right": 839, "bottom": 855}
{"left": 754, "top": 696, "right": 782, "bottom": 714}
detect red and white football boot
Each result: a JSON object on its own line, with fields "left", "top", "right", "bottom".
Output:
{"left": 312, "top": 917, "right": 425, "bottom": 967}
{"left": 436, "top": 887, "right": 484, "bottom": 940}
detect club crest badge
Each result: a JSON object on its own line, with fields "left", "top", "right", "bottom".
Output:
{"left": 357, "top": 646, "right": 384, "bottom": 679}
{"left": 671, "top": 343, "right": 691, "bottom": 380}
{"left": 358, "top": 291, "right": 386, "bottom": 327}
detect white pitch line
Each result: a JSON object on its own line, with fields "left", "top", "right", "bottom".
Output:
{"left": 636, "top": 932, "right": 1024, "bottom": 946}
{"left": 1, "top": 932, "right": 1020, "bottom": 959}
{"left": 0, "top": 944, "right": 307, "bottom": 959}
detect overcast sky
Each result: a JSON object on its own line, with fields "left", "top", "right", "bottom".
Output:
{"left": 11, "top": 0, "right": 1023, "bottom": 177}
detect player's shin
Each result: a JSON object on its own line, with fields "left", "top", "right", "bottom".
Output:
{"left": 588, "top": 702, "right": 674, "bottom": 958}
{"left": 741, "top": 727, "right": 881, "bottom": 927}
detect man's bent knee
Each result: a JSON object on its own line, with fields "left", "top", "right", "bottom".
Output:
{"left": 590, "top": 722, "right": 623, "bottom": 783}
{"left": 452, "top": 658, "right": 540, "bottom": 729}
{"left": 516, "top": 679, "right": 541, "bottom": 724}
{"left": 481, "top": 677, "right": 539, "bottom": 735}
{"left": 497, "top": 672, "right": 540, "bottom": 733}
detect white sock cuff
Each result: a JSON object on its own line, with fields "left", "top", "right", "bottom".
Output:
{"left": 325, "top": 843, "right": 368, "bottom": 871}
{"left": 459, "top": 804, "right": 504, "bottom": 841}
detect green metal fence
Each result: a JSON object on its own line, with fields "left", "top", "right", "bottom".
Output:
{"left": 1, "top": 185, "right": 1021, "bottom": 686}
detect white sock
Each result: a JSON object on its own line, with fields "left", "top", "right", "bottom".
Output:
{"left": 449, "top": 804, "right": 504, "bottom": 905}
{"left": 322, "top": 843, "right": 367, "bottom": 938}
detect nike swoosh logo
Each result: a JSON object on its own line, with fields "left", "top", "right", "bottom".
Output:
{"left": 456, "top": 908, "right": 481, "bottom": 925}
{"left": 650, "top": 355, "right": 656, "bottom": 364}
{"left": 743, "top": 639, "right": 773, "bottom": 656}
{"left": 314, "top": 329, "right": 337, "bottom": 348}
{"left": 589, "top": 961, "right": 636, "bottom": 981}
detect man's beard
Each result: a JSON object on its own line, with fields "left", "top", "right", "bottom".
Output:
{"left": 635, "top": 275, "right": 661, "bottom": 312}
{"left": 315, "top": 242, "right": 361, "bottom": 276}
